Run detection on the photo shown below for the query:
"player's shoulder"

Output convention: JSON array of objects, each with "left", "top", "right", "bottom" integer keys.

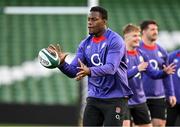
[
  {"left": 172, "top": 49, "right": 180, "bottom": 54},
  {"left": 156, "top": 43, "right": 166, "bottom": 51},
  {"left": 106, "top": 28, "right": 124, "bottom": 45},
  {"left": 137, "top": 48, "right": 145, "bottom": 55},
  {"left": 169, "top": 49, "right": 180, "bottom": 57},
  {"left": 168, "top": 49, "right": 180, "bottom": 62},
  {"left": 79, "top": 34, "right": 93, "bottom": 47},
  {"left": 137, "top": 48, "right": 148, "bottom": 58},
  {"left": 106, "top": 28, "right": 123, "bottom": 39},
  {"left": 139, "top": 41, "right": 144, "bottom": 47},
  {"left": 155, "top": 43, "right": 168, "bottom": 55}
]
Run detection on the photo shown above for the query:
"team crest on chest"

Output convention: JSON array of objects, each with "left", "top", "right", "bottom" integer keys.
[
  {"left": 158, "top": 51, "right": 163, "bottom": 57},
  {"left": 87, "top": 45, "right": 91, "bottom": 49}
]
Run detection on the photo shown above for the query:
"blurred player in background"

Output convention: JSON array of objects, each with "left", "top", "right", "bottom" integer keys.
[
  {"left": 139, "top": 20, "right": 176, "bottom": 127},
  {"left": 122, "top": 24, "right": 175, "bottom": 127},
  {"left": 47, "top": 6, "right": 133, "bottom": 126},
  {"left": 166, "top": 49, "right": 180, "bottom": 126}
]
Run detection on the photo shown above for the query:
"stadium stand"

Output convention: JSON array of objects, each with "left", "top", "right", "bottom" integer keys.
[
  {"left": 0, "top": 0, "right": 86, "bottom": 125},
  {"left": 100, "top": 0, "right": 180, "bottom": 32},
  {"left": 0, "top": 0, "right": 87, "bottom": 106},
  {"left": 0, "top": 14, "right": 83, "bottom": 105}
]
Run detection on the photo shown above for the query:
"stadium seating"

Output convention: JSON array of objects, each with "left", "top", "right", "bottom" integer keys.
[
  {"left": 0, "top": 14, "right": 83, "bottom": 105},
  {"left": 100, "top": 0, "right": 180, "bottom": 32},
  {"left": 0, "top": 73, "right": 79, "bottom": 105}
]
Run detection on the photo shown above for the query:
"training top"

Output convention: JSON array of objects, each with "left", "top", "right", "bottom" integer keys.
[
  {"left": 169, "top": 49, "right": 180, "bottom": 103},
  {"left": 139, "top": 41, "right": 174, "bottom": 99},
  {"left": 127, "top": 49, "right": 167, "bottom": 105},
  {"left": 58, "top": 28, "right": 133, "bottom": 99}
]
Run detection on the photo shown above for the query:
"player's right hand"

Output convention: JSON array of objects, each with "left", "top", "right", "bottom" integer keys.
[
  {"left": 168, "top": 96, "right": 177, "bottom": 107},
  {"left": 75, "top": 58, "right": 90, "bottom": 81},
  {"left": 137, "top": 62, "right": 148, "bottom": 72},
  {"left": 47, "top": 44, "right": 68, "bottom": 65},
  {"left": 163, "top": 63, "right": 176, "bottom": 75}
]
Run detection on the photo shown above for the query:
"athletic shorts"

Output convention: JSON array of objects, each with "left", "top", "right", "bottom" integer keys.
[
  {"left": 166, "top": 103, "right": 180, "bottom": 126},
  {"left": 146, "top": 98, "right": 167, "bottom": 120},
  {"left": 125, "top": 103, "right": 151, "bottom": 125},
  {"left": 83, "top": 97, "right": 128, "bottom": 126}
]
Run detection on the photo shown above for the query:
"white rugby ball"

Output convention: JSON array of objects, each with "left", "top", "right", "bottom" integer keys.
[{"left": 38, "top": 48, "right": 60, "bottom": 69}]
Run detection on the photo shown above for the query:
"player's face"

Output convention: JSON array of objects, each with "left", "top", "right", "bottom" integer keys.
[
  {"left": 88, "top": 11, "right": 106, "bottom": 36},
  {"left": 144, "top": 24, "right": 158, "bottom": 42},
  {"left": 125, "top": 31, "right": 141, "bottom": 49}
]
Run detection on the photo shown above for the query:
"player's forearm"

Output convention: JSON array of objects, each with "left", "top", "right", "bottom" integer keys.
[
  {"left": 163, "top": 75, "right": 175, "bottom": 97},
  {"left": 90, "top": 63, "right": 118, "bottom": 77},
  {"left": 127, "top": 67, "right": 139, "bottom": 79},
  {"left": 58, "top": 62, "right": 77, "bottom": 78}
]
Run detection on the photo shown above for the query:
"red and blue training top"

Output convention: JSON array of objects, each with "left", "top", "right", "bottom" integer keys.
[
  {"left": 169, "top": 49, "right": 180, "bottom": 103},
  {"left": 58, "top": 28, "right": 133, "bottom": 99}
]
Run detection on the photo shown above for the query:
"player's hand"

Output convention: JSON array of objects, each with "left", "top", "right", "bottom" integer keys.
[
  {"left": 163, "top": 63, "right": 176, "bottom": 74},
  {"left": 168, "top": 96, "right": 176, "bottom": 107},
  {"left": 137, "top": 62, "right": 148, "bottom": 72},
  {"left": 75, "top": 58, "right": 90, "bottom": 81},
  {"left": 47, "top": 44, "right": 68, "bottom": 64}
]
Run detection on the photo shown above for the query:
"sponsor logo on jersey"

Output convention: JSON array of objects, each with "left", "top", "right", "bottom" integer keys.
[
  {"left": 149, "top": 59, "right": 159, "bottom": 70},
  {"left": 91, "top": 54, "right": 103, "bottom": 66}
]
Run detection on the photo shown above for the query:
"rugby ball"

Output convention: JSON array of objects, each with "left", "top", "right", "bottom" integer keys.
[{"left": 38, "top": 48, "right": 60, "bottom": 69}]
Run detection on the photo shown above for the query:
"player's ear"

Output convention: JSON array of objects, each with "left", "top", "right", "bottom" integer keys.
[
  {"left": 142, "top": 30, "right": 145, "bottom": 35},
  {"left": 103, "top": 19, "right": 107, "bottom": 24}
]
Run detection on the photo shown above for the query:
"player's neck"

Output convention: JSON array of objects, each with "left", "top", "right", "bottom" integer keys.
[
  {"left": 94, "top": 27, "right": 107, "bottom": 37},
  {"left": 142, "top": 37, "right": 156, "bottom": 46},
  {"left": 126, "top": 45, "right": 136, "bottom": 51}
]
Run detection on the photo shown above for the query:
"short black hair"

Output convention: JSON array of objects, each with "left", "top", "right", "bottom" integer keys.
[
  {"left": 140, "top": 20, "right": 158, "bottom": 31},
  {"left": 90, "top": 6, "right": 108, "bottom": 20}
]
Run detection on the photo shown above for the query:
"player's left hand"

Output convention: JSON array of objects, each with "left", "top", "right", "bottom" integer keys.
[
  {"left": 163, "top": 63, "right": 176, "bottom": 74},
  {"left": 75, "top": 58, "right": 90, "bottom": 81},
  {"left": 168, "top": 96, "right": 177, "bottom": 107}
]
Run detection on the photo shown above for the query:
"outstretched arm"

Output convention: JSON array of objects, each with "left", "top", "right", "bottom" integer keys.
[
  {"left": 47, "top": 44, "right": 84, "bottom": 78},
  {"left": 142, "top": 51, "right": 176, "bottom": 79}
]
